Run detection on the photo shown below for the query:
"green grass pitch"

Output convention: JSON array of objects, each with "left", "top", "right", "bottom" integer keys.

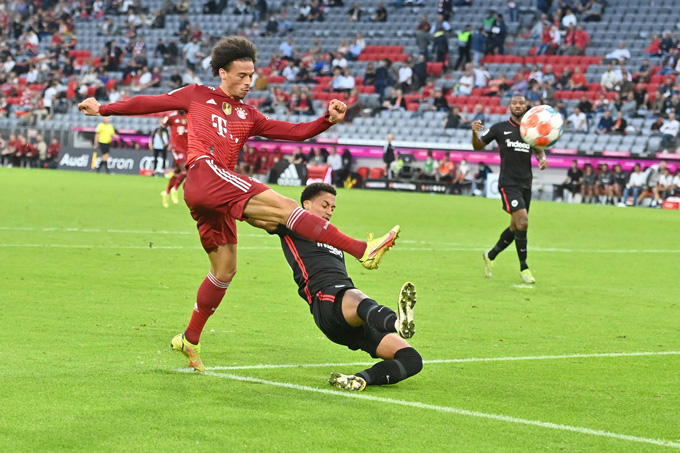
[{"left": 1, "top": 168, "right": 678, "bottom": 451}]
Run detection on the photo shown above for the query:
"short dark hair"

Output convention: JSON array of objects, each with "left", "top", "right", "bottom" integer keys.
[
  {"left": 210, "top": 36, "right": 258, "bottom": 77},
  {"left": 301, "top": 183, "right": 336, "bottom": 204}
]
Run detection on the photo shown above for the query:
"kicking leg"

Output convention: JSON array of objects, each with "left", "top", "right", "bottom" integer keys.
[{"left": 245, "top": 189, "right": 399, "bottom": 269}]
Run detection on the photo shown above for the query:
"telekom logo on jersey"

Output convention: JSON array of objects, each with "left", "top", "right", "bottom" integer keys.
[{"left": 211, "top": 114, "right": 228, "bottom": 138}]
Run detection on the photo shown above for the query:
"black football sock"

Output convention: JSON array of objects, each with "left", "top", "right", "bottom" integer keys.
[
  {"left": 514, "top": 229, "right": 528, "bottom": 271},
  {"left": 356, "top": 298, "right": 398, "bottom": 333},
  {"left": 356, "top": 347, "right": 422, "bottom": 386},
  {"left": 487, "top": 227, "right": 515, "bottom": 261},
  {"left": 104, "top": 161, "right": 110, "bottom": 173}
]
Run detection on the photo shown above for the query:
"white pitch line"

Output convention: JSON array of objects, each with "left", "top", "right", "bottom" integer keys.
[
  {"left": 206, "top": 351, "right": 680, "bottom": 371},
  {"left": 1, "top": 226, "right": 679, "bottom": 253},
  {"left": 173, "top": 369, "right": 680, "bottom": 449}
]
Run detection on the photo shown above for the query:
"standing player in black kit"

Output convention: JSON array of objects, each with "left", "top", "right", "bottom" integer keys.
[
  {"left": 471, "top": 94, "right": 548, "bottom": 284},
  {"left": 249, "top": 183, "right": 421, "bottom": 391}
]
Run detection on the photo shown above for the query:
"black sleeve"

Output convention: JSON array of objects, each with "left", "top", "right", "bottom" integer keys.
[
  {"left": 271, "top": 224, "right": 290, "bottom": 236},
  {"left": 479, "top": 123, "right": 497, "bottom": 145}
]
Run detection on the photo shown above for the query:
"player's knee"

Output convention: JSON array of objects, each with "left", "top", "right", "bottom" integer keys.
[
  {"left": 516, "top": 217, "right": 529, "bottom": 231},
  {"left": 212, "top": 265, "right": 237, "bottom": 282},
  {"left": 394, "top": 347, "right": 423, "bottom": 377}
]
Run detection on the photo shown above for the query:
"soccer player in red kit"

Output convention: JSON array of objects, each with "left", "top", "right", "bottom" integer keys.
[
  {"left": 160, "top": 110, "right": 189, "bottom": 208},
  {"left": 78, "top": 36, "right": 400, "bottom": 372}
]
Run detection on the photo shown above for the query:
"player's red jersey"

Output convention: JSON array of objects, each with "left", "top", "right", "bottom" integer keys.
[
  {"left": 99, "top": 84, "right": 334, "bottom": 169},
  {"left": 161, "top": 111, "right": 189, "bottom": 153}
]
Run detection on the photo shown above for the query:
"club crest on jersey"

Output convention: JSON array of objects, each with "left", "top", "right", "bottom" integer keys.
[
  {"left": 222, "top": 102, "right": 232, "bottom": 116},
  {"left": 235, "top": 107, "right": 247, "bottom": 120}
]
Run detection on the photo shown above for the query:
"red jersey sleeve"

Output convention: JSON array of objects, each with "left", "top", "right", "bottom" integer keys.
[
  {"left": 250, "top": 109, "right": 333, "bottom": 141},
  {"left": 99, "top": 85, "right": 195, "bottom": 116}
]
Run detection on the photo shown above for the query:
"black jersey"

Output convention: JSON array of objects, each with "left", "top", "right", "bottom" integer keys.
[
  {"left": 273, "top": 224, "right": 354, "bottom": 308},
  {"left": 480, "top": 118, "right": 533, "bottom": 189}
]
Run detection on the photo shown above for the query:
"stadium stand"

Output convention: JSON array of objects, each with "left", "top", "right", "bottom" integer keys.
[{"left": 0, "top": 0, "right": 679, "bottom": 162}]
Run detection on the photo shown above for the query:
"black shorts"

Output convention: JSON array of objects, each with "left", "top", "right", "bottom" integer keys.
[
  {"left": 310, "top": 285, "right": 388, "bottom": 359},
  {"left": 499, "top": 186, "right": 532, "bottom": 213},
  {"left": 98, "top": 142, "right": 111, "bottom": 155}
]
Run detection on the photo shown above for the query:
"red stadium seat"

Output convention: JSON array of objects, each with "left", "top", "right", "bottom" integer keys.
[
  {"left": 369, "top": 167, "right": 385, "bottom": 179},
  {"left": 356, "top": 166, "right": 370, "bottom": 181}
]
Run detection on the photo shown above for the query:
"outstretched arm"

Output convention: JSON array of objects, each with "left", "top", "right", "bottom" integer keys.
[{"left": 78, "top": 86, "right": 193, "bottom": 116}]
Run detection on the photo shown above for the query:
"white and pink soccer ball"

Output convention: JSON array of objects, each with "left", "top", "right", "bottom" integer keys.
[{"left": 519, "top": 105, "right": 564, "bottom": 149}]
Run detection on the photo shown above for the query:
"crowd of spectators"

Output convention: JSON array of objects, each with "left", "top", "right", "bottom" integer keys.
[
  {"left": 0, "top": 132, "right": 61, "bottom": 168},
  {"left": 555, "top": 159, "right": 680, "bottom": 208}
]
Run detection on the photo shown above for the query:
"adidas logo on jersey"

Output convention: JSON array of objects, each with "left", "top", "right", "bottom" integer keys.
[
  {"left": 277, "top": 164, "right": 302, "bottom": 186},
  {"left": 206, "top": 99, "right": 217, "bottom": 105}
]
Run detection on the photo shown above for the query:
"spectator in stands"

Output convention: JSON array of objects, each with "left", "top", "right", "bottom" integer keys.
[
  {"left": 398, "top": 57, "right": 414, "bottom": 92},
  {"left": 103, "top": 40, "right": 123, "bottom": 71},
  {"left": 308, "top": 147, "right": 326, "bottom": 166},
  {"left": 294, "top": 90, "right": 317, "bottom": 116},
  {"left": 412, "top": 150, "right": 436, "bottom": 181},
  {"left": 555, "top": 66, "right": 572, "bottom": 90},
  {"left": 582, "top": 0, "right": 603, "bottom": 22},
  {"left": 291, "top": 146, "right": 308, "bottom": 165},
  {"left": 443, "top": 105, "right": 467, "bottom": 130},
  {"left": 605, "top": 42, "right": 631, "bottom": 64},
  {"left": 600, "top": 63, "right": 616, "bottom": 91},
  {"left": 416, "top": 15, "right": 432, "bottom": 59},
  {"left": 348, "top": 2, "right": 363, "bottom": 21},
  {"left": 568, "top": 65, "right": 587, "bottom": 91},
  {"left": 279, "top": 37, "right": 295, "bottom": 59},
  {"left": 430, "top": 13, "right": 451, "bottom": 64},
  {"left": 413, "top": 54, "right": 428, "bottom": 90},
  {"left": 472, "top": 161, "right": 492, "bottom": 196},
  {"left": 537, "top": 21, "right": 560, "bottom": 56},
  {"left": 455, "top": 66, "right": 474, "bottom": 96},
  {"left": 487, "top": 73, "right": 512, "bottom": 96},
  {"left": 578, "top": 163, "right": 596, "bottom": 203},
  {"left": 381, "top": 88, "right": 407, "bottom": 113},
  {"left": 657, "top": 166, "right": 674, "bottom": 201},
  {"left": 662, "top": 94, "right": 680, "bottom": 117},
  {"left": 282, "top": 59, "right": 299, "bottom": 82},
  {"left": 555, "top": 160, "right": 583, "bottom": 202},
  {"left": 436, "top": 152, "right": 455, "bottom": 182},
  {"left": 561, "top": 7, "right": 577, "bottom": 27},
  {"left": 566, "top": 106, "right": 588, "bottom": 133},
  {"left": 470, "top": 28, "right": 488, "bottom": 67},
  {"left": 614, "top": 63, "right": 633, "bottom": 95},
  {"left": 612, "top": 111, "right": 628, "bottom": 135},
  {"left": 388, "top": 152, "right": 404, "bottom": 179},
  {"left": 489, "top": 14, "right": 507, "bottom": 55},
  {"left": 439, "top": 0, "right": 454, "bottom": 20},
  {"left": 473, "top": 63, "right": 490, "bottom": 88},
  {"left": 659, "top": 30, "right": 676, "bottom": 56},
  {"left": 35, "top": 134, "right": 47, "bottom": 168},
  {"left": 363, "top": 63, "right": 376, "bottom": 86},
  {"left": 619, "top": 163, "right": 645, "bottom": 207},
  {"left": 596, "top": 110, "right": 614, "bottom": 134},
  {"left": 336, "top": 68, "right": 357, "bottom": 94},
  {"left": 47, "top": 138, "right": 60, "bottom": 166},
  {"left": 308, "top": 1, "right": 325, "bottom": 22},
  {"left": 347, "top": 33, "right": 366, "bottom": 60},
  {"left": 659, "top": 111, "right": 680, "bottom": 152},
  {"left": 373, "top": 59, "right": 396, "bottom": 102},
  {"left": 650, "top": 115, "right": 665, "bottom": 135},
  {"left": 370, "top": 2, "right": 388, "bottom": 22},
  {"left": 331, "top": 52, "right": 348, "bottom": 70},
  {"left": 632, "top": 59, "right": 652, "bottom": 84},
  {"left": 453, "top": 24, "right": 472, "bottom": 71},
  {"left": 645, "top": 35, "right": 662, "bottom": 58},
  {"left": 431, "top": 88, "right": 450, "bottom": 112},
  {"left": 671, "top": 169, "right": 680, "bottom": 197}
]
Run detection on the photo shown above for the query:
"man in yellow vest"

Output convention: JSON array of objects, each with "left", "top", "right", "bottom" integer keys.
[
  {"left": 93, "top": 117, "right": 118, "bottom": 173},
  {"left": 454, "top": 24, "right": 472, "bottom": 70}
]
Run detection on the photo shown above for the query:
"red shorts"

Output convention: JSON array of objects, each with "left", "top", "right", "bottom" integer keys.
[
  {"left": 183, "top": 157, "right": 270, "bottom": 251},
  {"left": 172, "top": 149, "right": 187, "bottom": 166}
]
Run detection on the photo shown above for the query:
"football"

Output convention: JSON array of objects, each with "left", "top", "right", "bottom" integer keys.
[{"left": 519, "top": 105, "right": 565, "bottom": 149}]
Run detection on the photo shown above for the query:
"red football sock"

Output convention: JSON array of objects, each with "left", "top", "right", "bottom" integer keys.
[
  {"left": 184, "top": 271, "right": 230, "bottom": 345},
  {"left": 286, "top": 207, "right": 366, "bottom": 259},
  {"left": 173, "top": 171, "right": 187, "bottom": 190},
  {"left": 165, "top": 175, "right": 176, "bottom": 194}
]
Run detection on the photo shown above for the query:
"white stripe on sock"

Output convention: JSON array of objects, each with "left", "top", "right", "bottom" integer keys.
[{"left": 207, "top": 271, "right": 231, "bottom": 289}]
